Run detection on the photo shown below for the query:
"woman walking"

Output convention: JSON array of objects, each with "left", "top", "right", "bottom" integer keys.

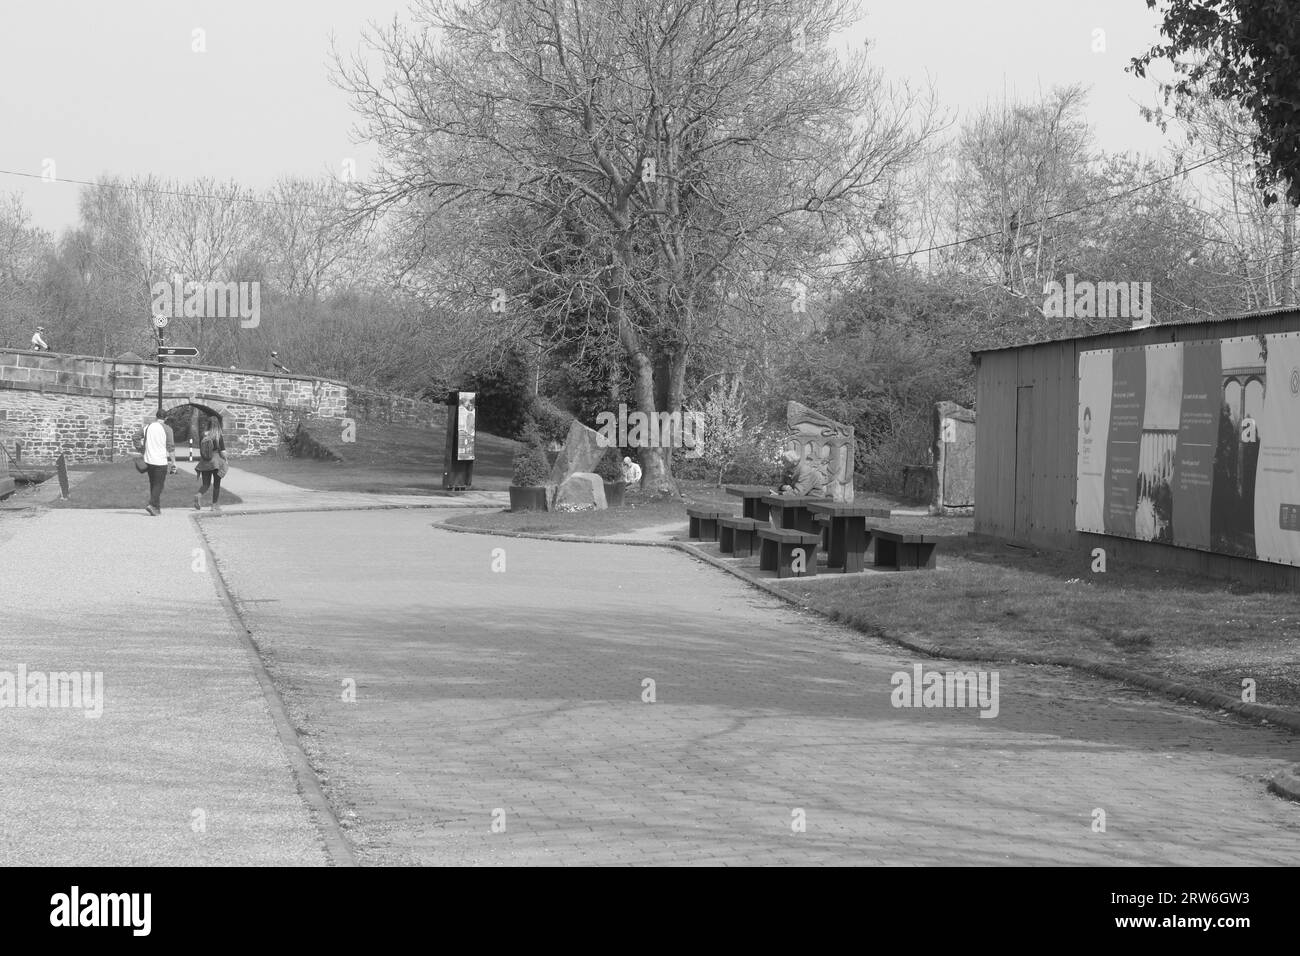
[{"left": 193, "top": 417, "right": 227, "bottom": 513}]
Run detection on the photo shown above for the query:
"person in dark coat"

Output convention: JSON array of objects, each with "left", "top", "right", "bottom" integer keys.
[
  {"left": 193, "top": 417, "right": 227, "bottom": 513},
  {"left": 778, "top": 449, "right": 826, "bottom": 496}
]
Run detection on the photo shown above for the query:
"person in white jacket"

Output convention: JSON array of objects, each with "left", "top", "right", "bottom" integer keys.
[
  {"left": 140, "top": 410, "right": 176, "bottom": 516},
  {"left": 621, "top": 456, "right": 642, "bottom": 485},
  {"left": 30, "top": 326, "right": 49, "bottom": 351}
]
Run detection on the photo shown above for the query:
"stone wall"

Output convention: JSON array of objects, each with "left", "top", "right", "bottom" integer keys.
[
  {"left": 346, "top": 384, "right": 441, "bottom": 428},
  {"left": 0, "top": 387, "right": 116, "bottom": 464},
  {"left": 0, "top": 348, "right": 355, "bottom": 466}
]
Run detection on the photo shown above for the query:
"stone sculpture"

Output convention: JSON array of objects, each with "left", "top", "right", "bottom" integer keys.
[
  {"left": 779, "top": 401, "right": 855, "bottom": 501},
  {"left": 554, "top": 472, "right": 607, "bottom": 511},
  {"left": 932, "top": 401, "right": 975, "bottom": 515},
  {"left": 549, "top": 420, "right": 606, "bottom": 486}
]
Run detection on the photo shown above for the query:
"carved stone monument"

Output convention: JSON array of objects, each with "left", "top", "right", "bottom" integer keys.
[
  {"left": 779, "top": 401, "right": 855, "bottom": 501},
  {"left": 554, "top": 472, "right": 607, "bottom": 511},
  {"left": 933, "top": 400, "right": 975, "bottom": 516},
  {"left": 550, "top": 420, "right": 607, "bottom": 486}
]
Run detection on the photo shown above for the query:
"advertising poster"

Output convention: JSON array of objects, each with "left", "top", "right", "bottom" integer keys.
[
  {"left": 1103, "top": 347, "right": 1145, "bottom": 538},
  {"left": 456, "top": 391, "right": 476, "bottom": 461},
  {"left": 1171, "top": 341, "right": 1220, "bottom": 552},
  {"left": 1076, "top": 333, "right": 1300, "bottom": 566},
  {"left": 1075, "top": 350, "right": 1112, "bottom": 532},
  {"left": 1253, "top": 335, "right": 1300, "bottom": 562}
]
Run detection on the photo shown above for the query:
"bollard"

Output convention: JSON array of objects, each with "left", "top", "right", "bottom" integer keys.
[{"left": 56, "top": 452, "right": 70, "bottom": 500}]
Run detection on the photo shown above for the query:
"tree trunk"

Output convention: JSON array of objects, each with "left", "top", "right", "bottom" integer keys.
[{"left": 629, "top": 348, "right": 675, "bottom": 495}]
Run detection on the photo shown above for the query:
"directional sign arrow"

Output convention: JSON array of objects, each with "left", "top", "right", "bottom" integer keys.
[{"left": 157, "top": 346, "right": 198, "bottom": 357}]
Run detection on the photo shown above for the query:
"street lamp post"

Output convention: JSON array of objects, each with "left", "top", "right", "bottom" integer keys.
[{"left": 156, "top": 328, "right": 165, "bottom": 416}]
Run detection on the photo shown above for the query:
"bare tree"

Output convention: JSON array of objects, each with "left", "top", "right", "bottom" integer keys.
[{"left": 336, "top": 0, "right": 937, "bottom": 492}]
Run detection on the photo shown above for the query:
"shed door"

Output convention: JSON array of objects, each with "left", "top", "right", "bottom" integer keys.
[{"left": 1014, "top": 386, "right": 1034, "bottom": 539}]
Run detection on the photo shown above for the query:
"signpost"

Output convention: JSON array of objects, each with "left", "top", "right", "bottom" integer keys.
[
  {"left": 154, "top": 328, "right": 198, "bottom": 414},
  {"left": 442, "top": 390, "right": 476, "bottom": 490}
]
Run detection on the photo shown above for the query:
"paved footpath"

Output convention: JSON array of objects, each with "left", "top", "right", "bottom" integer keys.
[
  {"left": 0, "top": 507, "right": 329, "bottom": 865},
  {"left": 204, "top": 510, "right": 1300, "bottom": 866},
  {"left": 169, "top": 462, "right": 507, "bottom": 512}
]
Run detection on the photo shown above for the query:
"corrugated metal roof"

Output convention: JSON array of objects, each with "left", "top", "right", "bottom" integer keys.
[{"left": 971, "top": 305, "right": 1300, "bottom": 357}]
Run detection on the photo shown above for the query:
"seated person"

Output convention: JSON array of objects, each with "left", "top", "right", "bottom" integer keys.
[
  {"left": 621, "top": 456, "right": 642, "bottom": 485},
  {"left": 776, "top": 449, "right": 827, "bottom": 497}
]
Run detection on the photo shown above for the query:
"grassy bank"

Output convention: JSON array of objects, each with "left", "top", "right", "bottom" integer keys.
[
  {"left": 234, "top": 420, "right": 516, "bottom": 494},
  {"left": 770, "top": 533, "right": 1300, "bottom": 715},
  {"left": 49, "top": 462, "right": 243, "bottom": 509}
]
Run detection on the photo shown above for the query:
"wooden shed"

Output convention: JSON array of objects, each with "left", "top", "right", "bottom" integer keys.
[{"left": 972, "top": 306, "right": 1300, "bottom": 589}]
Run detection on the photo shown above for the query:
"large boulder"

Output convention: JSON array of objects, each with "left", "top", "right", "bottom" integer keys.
[
  {"left": 549, "top": 420, "right": 607, "bottom": 485},
  {"left": 554, "top": 472, "right": 607, "bottom": 511}
]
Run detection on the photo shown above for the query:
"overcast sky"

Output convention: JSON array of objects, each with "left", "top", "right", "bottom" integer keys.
[{"left": 0, "top": 0, "right": 1175, "bottom": 235}]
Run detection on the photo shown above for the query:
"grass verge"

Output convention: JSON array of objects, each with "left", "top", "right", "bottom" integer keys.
[
  {"left": 444, "top": 482, "right": 914, "bottom": 536},
  {"left": 233, "top": 420, "right": 515, "bottom": 494},
  {"left": 49, "top": 463, "right": 243, "bottom": 509},
  {"left": 769, "top": 533, "right": 1300, "bottom": 715},
  {"left": 445, "top": 492, "right": 689, "bottom": 536}
]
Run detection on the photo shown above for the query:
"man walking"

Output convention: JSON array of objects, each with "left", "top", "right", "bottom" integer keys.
[{"left": 142, "top": 410, "right": 176, "bottom": 516}]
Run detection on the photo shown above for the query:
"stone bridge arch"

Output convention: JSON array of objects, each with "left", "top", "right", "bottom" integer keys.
[{"left": 160, "top": 398, "right": 233, "bottom": 444}]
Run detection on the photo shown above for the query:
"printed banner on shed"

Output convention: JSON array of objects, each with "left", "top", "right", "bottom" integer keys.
[{"left": 1075, "top": 333, "right": 1300, "bottom": 567}]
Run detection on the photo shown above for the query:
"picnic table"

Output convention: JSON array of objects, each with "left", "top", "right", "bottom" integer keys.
[
  {"left": 806, "top": 501, "right": 892, "bottom": 572},
  {"left": 761, "top": 494, "right": 826, "bottom": 537},
  {"left": 725, "top": 484, "right": 773, "bottom": 522}
]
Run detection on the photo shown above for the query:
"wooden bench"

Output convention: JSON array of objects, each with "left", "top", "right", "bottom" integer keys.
[
  {"left": 686, "top": 507, "right": 727, "bottom": 541},
  {"left": 869, "top": 526, "right": 938, "bottom": 570},
  {"left": 757, "top": 527, "right": 821, "bottom": 578},
  {"left": 719, "top": 516, "right": 761, "bottom": 556}
]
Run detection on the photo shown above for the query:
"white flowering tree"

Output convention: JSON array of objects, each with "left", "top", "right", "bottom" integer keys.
[{"left": 700, "top": 378, "right": 753, "bottom": 486}]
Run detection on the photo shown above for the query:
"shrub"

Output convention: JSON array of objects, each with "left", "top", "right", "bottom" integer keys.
[
  {"left": 594, "top": 449, "right": 623, "bottom": 482},
  {"left": 724, "top": 431, "right": 785, "bottom": 485},
  {"left": 699, "top": 379, "right": 763, "bottom": 486},
  {"left": 673, "top": 454, "right": 709, "bottom": 481},
  {"left": 529, "top": 396, "right": 575, "bottom": 445},
  {"left": 511, "top": 441, "right": 551, "bottom": 486}
]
